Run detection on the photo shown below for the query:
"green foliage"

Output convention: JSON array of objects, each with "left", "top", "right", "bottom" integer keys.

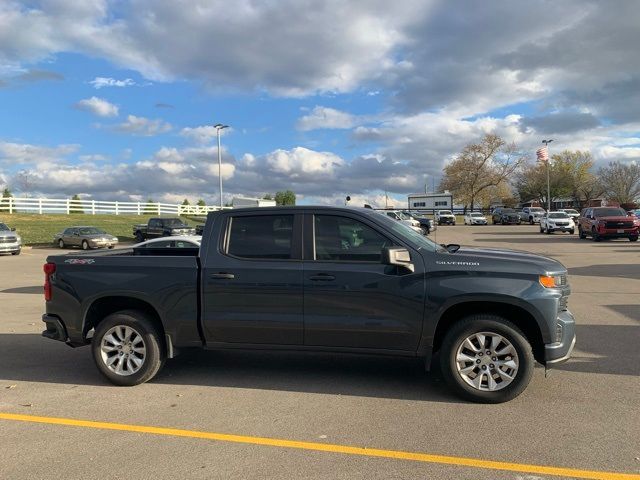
[
  {"left": 275, "top": 190, "right": 296, "bottom": 206},
  {"left": 2, "top": 188, "right": 12, "bottom": 198},
  {"left": 181, "top": 198, "right": 190, "bottom": 206},
  {"left": 263, "top": 193, "right": 273, "bottom": 200},
  {"left": 598, "top": 161, "right": 640, "bottom": 205},
  {"left": 196, "top": 199, "right": 206, "bottom": 207},
  {"left": 69, "top": 194, "right": 84, "bottom": 214},
  {"left": 144, "top": 198, "right": 156, "bottom": 214}
]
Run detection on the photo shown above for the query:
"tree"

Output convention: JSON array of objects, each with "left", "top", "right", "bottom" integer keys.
[
  {"left": 598, "top": 161, "right": 640, "bottom": 205},
  {"left": 196, "top": 199, "right": 206, "bottom": 207},
  {"left": 15, "top": 170, "right": 34, "bottom": 197},
  {"left": 263, "top": 194, "right": 273, "bottom": 200},
  {"left": 2, "top": 187, "right": 12, "bottom": 198},
  {"left": 181, "top": 198, "right": 190, "bottom": 206},
  {"left": 69, "top": 194, "right": 84, "bottom": 214},
  {"left": 144, "top": 198, "right": 156, "bottom": 214},
  {"left": 439, "top": 134, "right": 525, "bottom": 211},
  {"left": 275, "top": 190, "right": 296, "bottom": 206}
]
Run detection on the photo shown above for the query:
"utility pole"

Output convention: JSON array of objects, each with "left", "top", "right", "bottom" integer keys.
[
  {"left": 542, "top": 139, "right": 553, "bottom": 211},
  {"left": 214, "top": 124, "right": 229, "bottom": 208}
]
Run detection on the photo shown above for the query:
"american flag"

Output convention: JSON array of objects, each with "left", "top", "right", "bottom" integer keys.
[{"left": 536, "top": 146, "right": 549, "bottom": 162}]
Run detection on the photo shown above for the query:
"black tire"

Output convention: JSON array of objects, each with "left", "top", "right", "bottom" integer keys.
[
  {"left": 591, "top": 228, "right": 600, "bottom": 242},
  {"left": 546, "top": 227, "right": 552, "bottom": 234},
  {"left": 570, "top": 229, "right": 575, "bottom": 235},
  {"left": 630, "top": 236, "right": 638, "bottom": 242},
  {"left": 439, "top": 315, "right": 534, "bottom": 403},
  {"left": 529, "top": 217, "right": 534, "bottom": 225},
  {"left": 82, "top": 240, "right": 90, "bottom": 250},
  {"left": 58, "top": 239, "right": 65, "bottom": 249},
  {"left": 91, "top": 310, "right": 165, "bottom": 386},
  {"left": 11, "top": 250, "right": 20, "bottom": 255},
  {"left": 135, "top": 231, "right": 145, "bottom": 243},
  {"left": 578, "top": 226, "right": 586, "bottom": 239},
  {"left": 539, "top": 226, "right": 544, "bottom": 233}
]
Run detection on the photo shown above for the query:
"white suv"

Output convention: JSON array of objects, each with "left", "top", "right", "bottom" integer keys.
[
  {"left": 384, "top": 211, "right": 423, "bottom": 233},
  {"left": 435, "top": 210, "right": 456, "bottom": 225},
  {"left": 520, "top": 207, "right": 546, "bottom": 224},
  {"left": 539, "top": 211, "right": 575, "bottom": 234}
]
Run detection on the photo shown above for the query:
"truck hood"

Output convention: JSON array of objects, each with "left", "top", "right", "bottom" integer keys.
[{"left": 438, "top": 246, "right": 566, "bottom": 275}]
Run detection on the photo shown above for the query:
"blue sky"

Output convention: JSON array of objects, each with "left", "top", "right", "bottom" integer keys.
[{"left": 1, "top": 1, "right": 639, "bottom": 207}]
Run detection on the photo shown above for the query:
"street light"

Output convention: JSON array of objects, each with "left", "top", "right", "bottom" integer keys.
[
  {"left": 214, "top": 124, "right": 229, "bottom": 208},
  {"left": 542, "top": 139, "right": 553, "bottom": 212}
]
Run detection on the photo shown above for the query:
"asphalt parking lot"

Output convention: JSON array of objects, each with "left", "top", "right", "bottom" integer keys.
[{"left": 1, "top": 225, "right": 639, "bottom": 480}]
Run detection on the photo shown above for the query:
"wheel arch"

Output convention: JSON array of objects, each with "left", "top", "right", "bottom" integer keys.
[{"left": 429, "top": 300, "right": 545, "bottom": 366}]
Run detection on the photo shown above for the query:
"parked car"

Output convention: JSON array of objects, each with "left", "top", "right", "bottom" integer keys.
[
  {"left": 435, "top": 210, "right": 456, "bottom": 225},
  {"left": 539, "top": 212, "right": 575, "bottom": 234},
  {"left": 519, "top": 207, "right": 545, "bottom": 224},
  {"left": 558, "top": 209, "right": 580, "bottom": 222},
  {"left": 195, "top": 224, "right": 205, "bottom": 235},
  {"left": 0, "top": 222, "right": 22, "bottom": 255},
  {"left": 383, "top": 210, "right": 423, "bottom": 233},
  {"left": 54, "top": 226, "right": 119, "bottom": 250},
  {"left": 42, "top": 206, "right": 575, "bottom": 403},
  {"left": 401, "top": 211, "right": 435, "bottom": 235},
  {"left": 133, "top": 217, "right": 196, "bottom": 243},
  {"left": 578, "top": 207, "right": 639, "bottom": 242},
  {"left": 463, "top": 212, "right": 488, "bottom": 225},
  {"left": 134, "top": 235, "right": 201, "bottom": 249},
  {"left": 492, "top": 207, "right": 521, "bottom": 225},
  {"left": 628, "top": 209, "right": 640, "bottom": 218}
]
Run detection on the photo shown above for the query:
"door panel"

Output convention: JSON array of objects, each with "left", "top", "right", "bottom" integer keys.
[
  {"left": 303, "top": 214, "right": 425, "bottom": 351},
  {"left": 201, "top": 213, "right": 304, "bottom": 345}
]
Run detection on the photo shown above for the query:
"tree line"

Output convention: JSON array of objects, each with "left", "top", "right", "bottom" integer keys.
[{"left": 439, "top": 134, "right": 640, "bottom": 211}]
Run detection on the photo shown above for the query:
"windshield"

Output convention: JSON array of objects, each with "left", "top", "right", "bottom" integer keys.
[
  {"left": 396, "top": 211, "right": 411, "bottom": 220},
  {"left": 164, "top": 218, "right": 188, "bottom": 227},
  {"left": 372, "top": 212, "right": 444, "bottom": 253},
  {"left": 563, "top": 209, "right": 579, "bottom": 214},
  {"left": 594, "top": 208, "right": 627, "bottom": 217},
  {"left": 529, "top": 208, "right": 544, "bottom": 212},
  {"left": 401, "top": 211, "right": 416, "bottom": 219},
  {"left": 78, "top": 227, "right": 107, "bottom": 235},
  {"left": 0, "top": 223, "right": 9, "bottom": 231},
  {"left": 549, "top": 213, "right": 569, "bottom": 219},
  {"left": 469, "top": 213, "right": 483, "bottom": 217},
  {"left": 439, "top": 210, "right": 452, "bottom": 215}
]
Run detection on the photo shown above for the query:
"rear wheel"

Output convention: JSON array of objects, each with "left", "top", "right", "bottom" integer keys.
[
  {"left": 439, "top": 315, "right": 534, "bottom": 403},
  {"left": 135, "top": 232, "right": 144, "bottom": 243},
  {"left": 91, "top": 311, "right": 165, "bottom": 386}
]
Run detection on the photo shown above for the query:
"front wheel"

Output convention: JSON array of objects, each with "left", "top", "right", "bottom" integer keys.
[
  {"left": 82, "top": 240, "right": 90, "bottom": 250},
  {"left": 630, "top": 236, "right": 638, "bottom": 242},
  {"left": 58, "top": 239, "right": 65, "bottom": 249},
  {"left": 439, "top": 315, "right": 534, "bottom": 403},
  {"left": 570, "top": 229, "right": 575, "bottom": 235},
  {"left": 91, "top": 311, "right": 165, "bottom": 386},
  {"left": 529, "top": 217, "right": 534, "bottom": 225},
  {"left": 578, "top": 226, "right": 586, "bottom": 239},
  {"left": 592, "top": 228, "right": 600, "bottom": 242},
  {"left": 11, "top": 250, "right": 20, "bottom": 255},
  {"left": 135, "top": 232, "right": 145, "bottom": 243}
]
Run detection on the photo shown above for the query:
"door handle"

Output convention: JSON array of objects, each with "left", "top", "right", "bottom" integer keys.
[
  {"left": 309, "top": 274, "right": 335, "bottom": 281},
  {"left": 210, "top": 273, "right": 235, "bottom": 280}
]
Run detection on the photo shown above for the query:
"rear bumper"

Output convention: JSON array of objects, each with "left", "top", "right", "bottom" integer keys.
[
  {"left": 544, "top": 310, "right": 576, "bottom": 365},
  {"left": 42, "top": 314, "right": 69, "bottom": 342}
]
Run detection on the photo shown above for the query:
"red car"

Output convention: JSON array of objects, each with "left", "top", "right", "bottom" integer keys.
[{"left": 578, "top": 207, "right": 639, "bottom": 242}]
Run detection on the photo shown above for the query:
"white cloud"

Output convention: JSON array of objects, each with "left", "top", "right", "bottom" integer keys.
[
  {"left": 264, "top": 147, "right": 345, "bottom": 176},
  {"left": 113, "top": 115, "right": 172, "bottom": 136},
  {"left": 0, "top": 142, "right": 79, "bottom": 165},
  {"left": 296, "top": 106, "right": 357, "bottom": 131},
  {"left": 74, "top": 96, "right": 119, "bottom": 117},
  {"left": 180, "top": 125, "right": 220, "bottom": 144},
  {"left": 89, "top": 77, "right": 136, "bottom": 89}
]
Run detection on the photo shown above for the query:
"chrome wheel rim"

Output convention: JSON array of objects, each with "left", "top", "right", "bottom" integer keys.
[
  {"left": 100, "top": 325, "right": 146, "bottom": 376},
  {"left": 455, "top": 331, "right": 519, "bottom": 391}
]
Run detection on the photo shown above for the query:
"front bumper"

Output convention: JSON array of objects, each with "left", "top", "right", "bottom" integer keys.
[
  {"left": 544, "top": 310, "right": 576, "bottom": 365},
  {"left": 0, "top": 242, "right": 21, "bottom": 253},
  {"left": 438, "top": 218, "right": 455, "bottom": 224},
  {"left": 471, "top": 220, "right": 487, "bottom": 225},
  {"left": 597, "top": 228, "right": 638, "bottom": 238},
  {"left": 90, "top": 240, "right": 119, "bottom": 248}
]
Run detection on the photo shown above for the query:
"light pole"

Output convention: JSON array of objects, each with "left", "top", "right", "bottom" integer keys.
[
  {"left": 542, "top": 139, "right": 553, "bottom": 211},
  {"left": 214, "top": 124, "right": 229, "bottom": 208}
]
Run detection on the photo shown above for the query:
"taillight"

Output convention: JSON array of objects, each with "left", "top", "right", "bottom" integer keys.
[{"left": 43, "top": 262, "right": 56, "bottom": 301}]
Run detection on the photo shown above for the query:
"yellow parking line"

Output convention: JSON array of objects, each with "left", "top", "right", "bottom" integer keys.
[{"left": 1, "top": 412, "right": 638, "bottom": 480}]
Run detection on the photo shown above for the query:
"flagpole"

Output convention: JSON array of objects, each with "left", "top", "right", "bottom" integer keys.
[{"left": 542, "top": 139, "right": 553, "bottom": 211}]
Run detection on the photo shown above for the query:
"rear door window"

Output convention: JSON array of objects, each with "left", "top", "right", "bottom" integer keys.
[{"left": 227, "top": 215, "right": 294, "bottom": 259}]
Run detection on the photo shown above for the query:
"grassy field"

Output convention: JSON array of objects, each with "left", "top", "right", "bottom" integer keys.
[{"left": 0, "top": 214, "right": 203, "bottom": 245}]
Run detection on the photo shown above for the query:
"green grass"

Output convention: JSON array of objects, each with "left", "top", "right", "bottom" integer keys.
[{"left": 0, "top": 214, "right": 203, "bottom": 245}]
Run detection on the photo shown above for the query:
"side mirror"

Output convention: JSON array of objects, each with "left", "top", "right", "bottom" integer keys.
[
  {"left": 10, "top": 227, "right": 16, "bottom": 231},
  {"left": 382, "top": 246, "right": 414, "bottom": 273},
  {"left": 444, "top": 243, "right": 460, "bottom": 253}
]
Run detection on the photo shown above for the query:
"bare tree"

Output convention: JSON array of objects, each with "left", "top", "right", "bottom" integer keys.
[
  {"left": 440, "top": 134, "right": 526, "bottom": 211},
  {"left": 598, "top": 161, "right": 640, "bottom": 206},
  {"left": 15, "top": 170, "right": 34, "bottom": 197}
]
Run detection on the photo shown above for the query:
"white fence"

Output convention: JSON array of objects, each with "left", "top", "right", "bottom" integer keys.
[{"left": 0, "top": 197, "right": 229, "bottom": 216}]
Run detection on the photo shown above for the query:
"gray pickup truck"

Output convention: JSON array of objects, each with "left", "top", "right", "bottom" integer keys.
[
  {"left": 132, "top": 217, "right": 195, "bottom": 243},
  {"left": 42, "top": 206, "right": 575, "bottom": 403}
]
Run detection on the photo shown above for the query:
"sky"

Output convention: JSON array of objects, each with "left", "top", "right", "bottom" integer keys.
[{"left": 1, "top": 0, "right": 639, "bottom": 207}]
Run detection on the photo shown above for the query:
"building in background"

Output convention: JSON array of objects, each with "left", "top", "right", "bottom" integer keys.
[
  {"left": 407, "top": 191, "right": 453, "bottom": 210},
  {"left": 232, "top": 197, "right": 277, "bottom": 208}
]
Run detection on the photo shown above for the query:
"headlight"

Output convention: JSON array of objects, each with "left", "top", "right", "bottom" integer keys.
[{"left": 539, "top": 274, "right": 567, "bottom": 288}]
